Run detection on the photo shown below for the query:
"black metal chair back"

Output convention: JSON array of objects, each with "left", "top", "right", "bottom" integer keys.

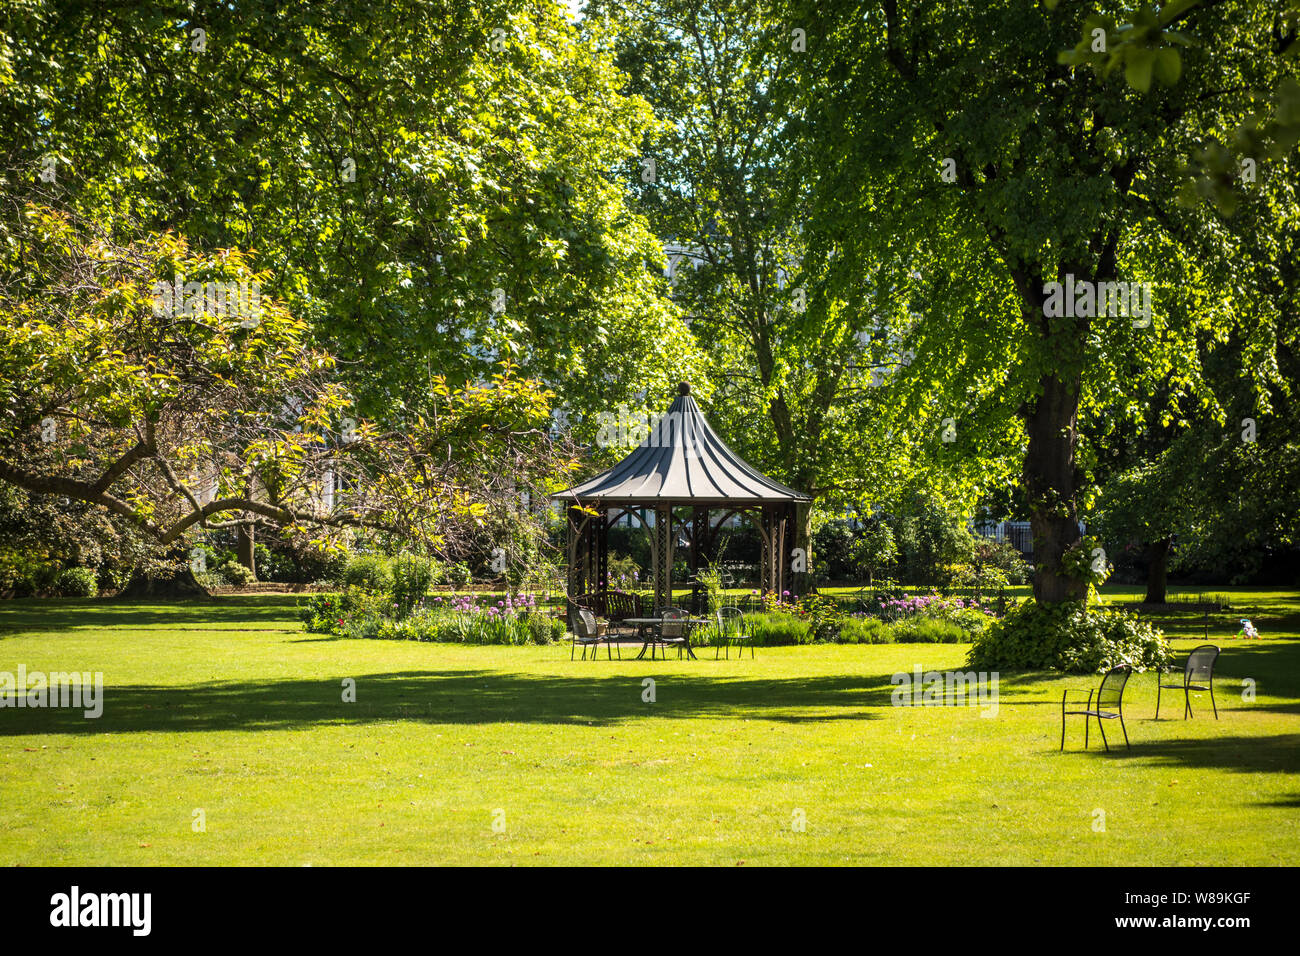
[
  {"left": 658, "top": 607, "right": 688, "bottom": 640},
  {"left": 1185, "top": 644, "right": 1220, "bottom": 685},
  {"left": 1096, "top": 664, "right": 1131, "bottom": 714},
  {"left": 718, "top": 606, "right": 744, "bottom": 639},
  {"left": 1061, "top": 664, "right": 1133, "bottom": 751},
  {"left": 576, "top": 608, "right": 598, "bottom": 639}
]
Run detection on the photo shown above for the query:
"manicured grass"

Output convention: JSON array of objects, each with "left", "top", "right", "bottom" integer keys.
[{"left": 0, "top": 589, "right": 1297, "bottom": 865}]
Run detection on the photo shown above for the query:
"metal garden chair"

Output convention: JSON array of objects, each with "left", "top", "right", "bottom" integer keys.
[
  {"left": 571, "top": 607, "right": 613, "bottom": 661},
  {"left": 1156, "top": 644, "right": 1220, "bottom": 719},
  {"left": 715, "top": 606, "right": 756, "bottom": 659},
  {"left": 1060, "top": 664, "right": 1132, "bottom": 752},
  {"left": 653, "top": 607, "right": 690, "bottom": 660}
]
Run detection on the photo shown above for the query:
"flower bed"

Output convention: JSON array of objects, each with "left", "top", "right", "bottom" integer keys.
[
  {"left": 300, "top": 589, "right": 564, "bottom": 645},
  {"left": 728, "top": 588, "right": 996, "bottom": 646}
]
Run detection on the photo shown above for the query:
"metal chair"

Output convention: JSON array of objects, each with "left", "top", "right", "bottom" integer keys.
[
  {"left": 715, "top": 606, "right": 755, "bottom": 659},
  {"left": 1156, "top": 644, "right": 1220, "bottom": 719},
  {"left": 1060, "top": 664, "right": 1132, "bottom": 752},
  {"left": 571, "top": 607, "right": 612, "bottom": 661},
  {"left": 653, "top": 608, "right": 689, "bottom": 660}
]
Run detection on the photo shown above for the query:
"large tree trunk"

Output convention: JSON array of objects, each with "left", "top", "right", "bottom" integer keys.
[
  {"left": 794, "top": 501, "right": 813, "bottom": 594},
  {"left": 1023, "top": 371, "right": 1087, "bottom": 604},
  {"left": 1144, "top": 536, "right": 1171, "bottom": 604},
  {"left": 237, "top": 522, "right": 256, "bottom": 578}
]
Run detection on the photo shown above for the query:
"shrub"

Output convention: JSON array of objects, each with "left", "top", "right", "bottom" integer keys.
[
  {"left": 945, "top": 608, "right": 995, "bottom": 638},
  {"left": 390, "top": 553, "right": 437, "bottom": 617},
  {"left": 747, "top": 611, "right": 812, "bottom": 645},
  {"left": 889, "top": 616, "right": 967, "bottom": 644},
  {"left": 866, "top": 590, "right": 996, "bottom": 639},
  {"left": 55, "top": 566, "right": 98, "bottom": 598},
  {"left": 525, "top": 613, "right": 565, "bottom": 645},
  {"left": 838, "top": 616, "right": 892, "bottom": 644},
  {"left": 305, "top": 589, "right": 559, "bottom": 645},
  {"left": 343, "top": 554, "right": 393, "bottom": 593},
  {"left": 0, "top": 556, "right": 60, "bottom": 597},
  {"left": 253, "top": 542, "right": 278, "bottom": 581},
  {"left": 796, "top": 592, "right": 843, "bottom": 642},
  {"left": 258, "top": 541, "right": 347, "bottom": 584},
  {"left": 444, "top": 561, "right": 472, "bottom": 589},
  {"left": 217, "top": 559, "right": 255, "bottom": 586},
  {"left": 96, "top": 563, "right": 132, "bottom": 594},
  {"left": 301, "top": 591, "right": 353, "bottom": 634},
  {"left": 967, "top": 600, "right": 1169, "bottom": 674},
  {"left": 194, "top": 570, "right": 224, "bottom": 593}
]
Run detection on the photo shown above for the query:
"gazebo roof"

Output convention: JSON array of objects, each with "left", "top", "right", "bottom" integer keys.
[{"left": 555, "top": 383, "right": 810, "bottom": 507}]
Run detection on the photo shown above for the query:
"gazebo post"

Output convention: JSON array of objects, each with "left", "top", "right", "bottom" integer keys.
[
  {"left": 653, "top": 504, "right": 673, "bottom": 611},
  {"left": 595, "top": 507, "right": 608, "bottom": 593},
  {"left": 781, "top": 502, "right": 796, "bottom": 598},
  {"left": 690, "top": 505, "right": 709, "bottom": 614},
  {"left": 566, "top": 505, "right": 586, "bottom": 627},
  {"left": 760, "top": 505, "right": 775, "bottom": 596},
  {"left": 760, "top": 503, "right": 795, "bottom": 600}
]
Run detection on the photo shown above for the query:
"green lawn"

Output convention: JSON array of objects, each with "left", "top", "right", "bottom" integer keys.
[{"left": 1, "top": 588, "right": 1297, "bottom": 865}]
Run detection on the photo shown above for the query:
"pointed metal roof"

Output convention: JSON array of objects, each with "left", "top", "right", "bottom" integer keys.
[{"left": 555, "top": 383, "right": 810, "bottom": 506}]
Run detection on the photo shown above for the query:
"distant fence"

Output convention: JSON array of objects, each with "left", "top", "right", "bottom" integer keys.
[{"left": 973, "top": 520, "right": 1034, "bottom": 555}]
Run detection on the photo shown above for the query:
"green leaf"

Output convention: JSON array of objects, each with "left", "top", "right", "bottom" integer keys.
[
  {"left": 1154, "top": 47, "right": 1182, "bottom": 86},
  {"left": 1126, "top": 48, "right": 1155, "bottom": 92}
]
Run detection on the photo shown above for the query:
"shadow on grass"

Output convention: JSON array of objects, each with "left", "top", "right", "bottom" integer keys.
[
  {"left": 0, "top": 596, "right": 301, "bottom": 634},
  {"left": 1109, "top": 733, "right": 1300, "bottom": 805},
  {"left": 0, "top": 670, "right": 911, "bottom": 734}
]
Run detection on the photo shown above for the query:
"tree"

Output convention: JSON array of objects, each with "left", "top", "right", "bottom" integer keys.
[
  {"left": 850, "top": 520, "right": 896, "bottom": 585},
  {"left": 1052, "top": 0, "right": 1300, "bottom": 214},
  {"left": 1094, "top": 458, "right": 1183, "bottom": 603},
  {"left": 1095, "top": 397, "right": 1300, "bottom": 599},
  {"left": 0, "top": 204, "right": 576, "bottom": 589},
  {"left": 1, "top": 0, "right": 703, "bottom": 434},
  {"left": 789, "top": 0, "right": 1293, "bottom": 603},
  {"left": 590, "top": 0, "right": 1003, "bottom": 569}
]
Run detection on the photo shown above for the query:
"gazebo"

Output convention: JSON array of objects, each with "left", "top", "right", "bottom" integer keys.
[{"left": 553, "top": 383, "right": 811, "bottom": 614}]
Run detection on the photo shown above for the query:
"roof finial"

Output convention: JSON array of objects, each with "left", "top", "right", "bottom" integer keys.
[{"left": 678, "top": 381, "right": 691, "bottom": 396}]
